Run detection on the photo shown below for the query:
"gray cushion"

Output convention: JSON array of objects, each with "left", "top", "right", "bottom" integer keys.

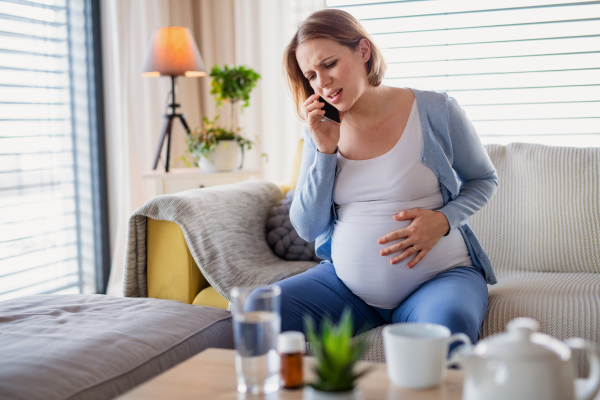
[
  {"left": 0, "top": 294, "right": 233, "bottom": 400},
  {"left": 266, "top": 189, "right": 320, "bottom": 262}
]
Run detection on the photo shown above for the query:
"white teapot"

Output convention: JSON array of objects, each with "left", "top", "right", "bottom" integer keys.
[{"left": 450, "top": 317, "right": 600, "bottom": 400}]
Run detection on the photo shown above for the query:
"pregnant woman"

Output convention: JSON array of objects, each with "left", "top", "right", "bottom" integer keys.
[{"left": 276, "top": 9, "right": 498, "bottom": 345}]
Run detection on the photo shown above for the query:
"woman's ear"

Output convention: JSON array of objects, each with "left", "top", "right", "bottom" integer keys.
[{"left": 359, "top": 38, "right": 371, "bottom": 63}]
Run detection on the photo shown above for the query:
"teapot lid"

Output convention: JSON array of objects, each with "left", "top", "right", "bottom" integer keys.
[{"left": 474, "top": 318, "right": 570, "bottom": 362}]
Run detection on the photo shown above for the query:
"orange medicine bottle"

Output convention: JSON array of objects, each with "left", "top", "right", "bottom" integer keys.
[{"left": 277, "top": 331, "right": 305, "bottom": 389}]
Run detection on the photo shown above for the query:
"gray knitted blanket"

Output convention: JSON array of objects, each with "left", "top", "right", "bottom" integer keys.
[{"left": 123, "top": 181, "right": 317, "bottom": 301}]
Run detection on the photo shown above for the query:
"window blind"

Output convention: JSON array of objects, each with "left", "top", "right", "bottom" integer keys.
[
  {"left": 0, "top": 0, "right": 104, "bottom": 300},
  {"left": 327, "top": 0, "right": 600, "bottom": 147}
]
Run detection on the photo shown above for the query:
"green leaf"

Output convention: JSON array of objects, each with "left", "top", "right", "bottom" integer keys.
[
  {"left": 209, "top": 64, "right": 261, "bottom": 106},
  {"left": 303, "top": 308, "right": 368, "bottom": 393},
  {"left": 184, "top": 114, "right": 254, "bottom": 158}
]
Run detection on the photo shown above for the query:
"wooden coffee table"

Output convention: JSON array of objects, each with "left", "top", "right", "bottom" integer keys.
[{"left": 117, "top": 348, "right": 464, "bottom": 399}]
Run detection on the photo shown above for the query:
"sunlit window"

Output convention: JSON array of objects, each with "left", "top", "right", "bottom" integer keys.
[
  {"left": 328, "top": 0, "right": 600, "bottom": 147},
  {"left": 0, "top": 0, "right": 104, "bottom": 300}
]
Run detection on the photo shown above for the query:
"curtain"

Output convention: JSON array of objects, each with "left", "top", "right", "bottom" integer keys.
[
  {"left": 103, "top": 0, "right": 324, "bottom": 296},
  {"left": 233, "top": 0, "right": 326, "bottom": 182},
  {"left": 103, "top": 0, "right": 206, "bottom": 296}
]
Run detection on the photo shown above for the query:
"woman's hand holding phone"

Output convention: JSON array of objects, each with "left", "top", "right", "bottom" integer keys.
[{"left": 303, "top": 93, "right": 343, "bottom": 154}]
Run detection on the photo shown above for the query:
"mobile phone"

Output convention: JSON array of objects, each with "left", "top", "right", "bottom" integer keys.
[{"left": 318, "top": 96, "right": 341, "bottom": 124}]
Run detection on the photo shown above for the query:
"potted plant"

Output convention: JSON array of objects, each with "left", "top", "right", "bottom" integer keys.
[
  {"left": 303, "top": 309, "right": 370, "bottom": 400},
  {"left": 184, "top": 115, "right": 253, "bottom": 172},
  {"left": 184, "top": 64, "right": 261, "bottom": 172}
]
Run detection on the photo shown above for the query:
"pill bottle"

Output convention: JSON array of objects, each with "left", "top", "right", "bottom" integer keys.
[{"left": 277, "top": 331, "right": 305, "bottom": 389}]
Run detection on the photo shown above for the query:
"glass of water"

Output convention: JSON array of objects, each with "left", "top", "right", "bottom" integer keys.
[{"left": 231, "top": 285, "right": 282, "bottom": 395}]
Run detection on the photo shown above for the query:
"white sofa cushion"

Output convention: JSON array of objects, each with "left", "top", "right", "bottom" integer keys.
[{"left": 471, "top": 143, "right": 600, "bottom": 275}]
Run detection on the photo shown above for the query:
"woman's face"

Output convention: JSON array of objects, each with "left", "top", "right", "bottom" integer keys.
[{"left": 295, "top": 38, "right": 370, "bottom": 112}]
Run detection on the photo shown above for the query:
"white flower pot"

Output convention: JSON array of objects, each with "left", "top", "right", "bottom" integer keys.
[
  {"left": 303, "top": 386, "right": 364, "bottom": 400},
  {"left": 198, "top": 140, "right": 242, "bottom": 172}
]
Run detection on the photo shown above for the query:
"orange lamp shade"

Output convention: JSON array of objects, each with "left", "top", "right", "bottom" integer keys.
[{"left": 142, "top": 27, "right": 207, "bottom": 77}]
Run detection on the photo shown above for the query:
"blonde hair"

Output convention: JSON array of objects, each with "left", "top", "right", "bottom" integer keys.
[{"left": 282, "top": 9, "right": 387, "bottom": 121}]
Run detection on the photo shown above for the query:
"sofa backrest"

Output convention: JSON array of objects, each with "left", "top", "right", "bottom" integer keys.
[{"left": 470, "top": 143, "right": 600, "bottom": 277}]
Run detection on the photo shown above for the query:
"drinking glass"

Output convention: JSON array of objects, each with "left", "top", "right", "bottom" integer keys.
[{"left": 231, "top": 285, "right": 282, "bottom": 395}]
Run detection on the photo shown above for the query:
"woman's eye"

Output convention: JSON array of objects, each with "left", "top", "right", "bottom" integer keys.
[{"left": 307, "top": 62, "right": 336, "bottom": 80}]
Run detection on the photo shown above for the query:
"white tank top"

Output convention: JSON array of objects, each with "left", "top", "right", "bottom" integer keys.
[{"left": 331, "top": 99, "right": 473, "bottom": 309}]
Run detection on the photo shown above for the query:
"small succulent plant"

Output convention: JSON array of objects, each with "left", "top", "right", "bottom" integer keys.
[{"left": 304, "top": 309, "right": 370, "bottom": 392}]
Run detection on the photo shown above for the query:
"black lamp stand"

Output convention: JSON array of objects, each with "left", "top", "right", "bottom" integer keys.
[{"left": 153, "top": 75, "right": 191, "bottom": 172}]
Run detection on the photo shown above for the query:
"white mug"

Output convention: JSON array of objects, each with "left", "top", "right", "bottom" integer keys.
[{"left": 383, "top": 323, "right": 471, "bottom": 389}]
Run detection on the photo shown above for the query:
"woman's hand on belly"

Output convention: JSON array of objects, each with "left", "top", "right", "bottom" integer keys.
[{"left": 377, "top": 208, "right": 450, "bottom": 269}]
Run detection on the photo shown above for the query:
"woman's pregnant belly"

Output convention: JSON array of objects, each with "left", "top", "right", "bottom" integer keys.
[{"left": 331, "top": 200, "right": 473, "bottom": 309}]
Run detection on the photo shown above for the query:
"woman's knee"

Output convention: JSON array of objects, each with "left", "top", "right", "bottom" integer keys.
[
  {"left": 269, "top": 263, "right": 339, "bottom": 332},
  {"left": 396, "top": 267, "right": 489, "bottom": 343},
  {"left": 244, "top": 282, "right": 308, "bottom": 332},
  {"left": 417, "top": 304, "right": 483, "bottom": 344}
]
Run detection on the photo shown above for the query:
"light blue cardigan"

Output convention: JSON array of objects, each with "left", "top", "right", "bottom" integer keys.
[{"left": 289, "top": 88, "right": 499, "bottom": 285}]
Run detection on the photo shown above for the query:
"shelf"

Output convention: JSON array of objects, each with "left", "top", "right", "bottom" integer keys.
[{"left": 142, "top": 168, "right": 262, "bottom": 180}]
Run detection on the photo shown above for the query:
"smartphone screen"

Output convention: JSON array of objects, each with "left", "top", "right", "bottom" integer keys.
[{"left": 318, "top": 96, "right": 341, "bottom": 124}]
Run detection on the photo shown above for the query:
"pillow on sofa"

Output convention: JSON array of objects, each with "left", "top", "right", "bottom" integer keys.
[{"left": 266, "top": 189, "right": 321, "bottom": 262}]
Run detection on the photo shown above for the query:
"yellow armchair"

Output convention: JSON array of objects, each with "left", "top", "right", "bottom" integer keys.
[{"left": 147, "top": 139, "right": 305, "bottom": 309}]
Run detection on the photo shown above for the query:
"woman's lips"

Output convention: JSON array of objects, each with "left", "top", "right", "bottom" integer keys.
[{"left": 328, "top": 88, "right": 342, "bottom": 104}]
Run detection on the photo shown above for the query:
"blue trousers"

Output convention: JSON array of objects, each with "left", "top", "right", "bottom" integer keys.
[{"left": 274, "top": 262, "right": 488, "bottom": 346}]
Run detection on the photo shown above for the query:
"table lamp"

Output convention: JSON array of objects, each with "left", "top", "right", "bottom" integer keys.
[{"left": 142, "top": 26, "right": 207, "bottom": 172}]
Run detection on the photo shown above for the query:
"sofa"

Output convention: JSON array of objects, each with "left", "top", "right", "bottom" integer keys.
[
  {"left": 143, "top": 141, "right": 600, "bottom": 377},
  {"left": 0, "top": 294, "right": 233, "bottom": 400}
]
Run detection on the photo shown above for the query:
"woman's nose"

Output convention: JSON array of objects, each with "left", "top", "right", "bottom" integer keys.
[{"left": 316, "top": 73, "right": 330, "bottom": 90}]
